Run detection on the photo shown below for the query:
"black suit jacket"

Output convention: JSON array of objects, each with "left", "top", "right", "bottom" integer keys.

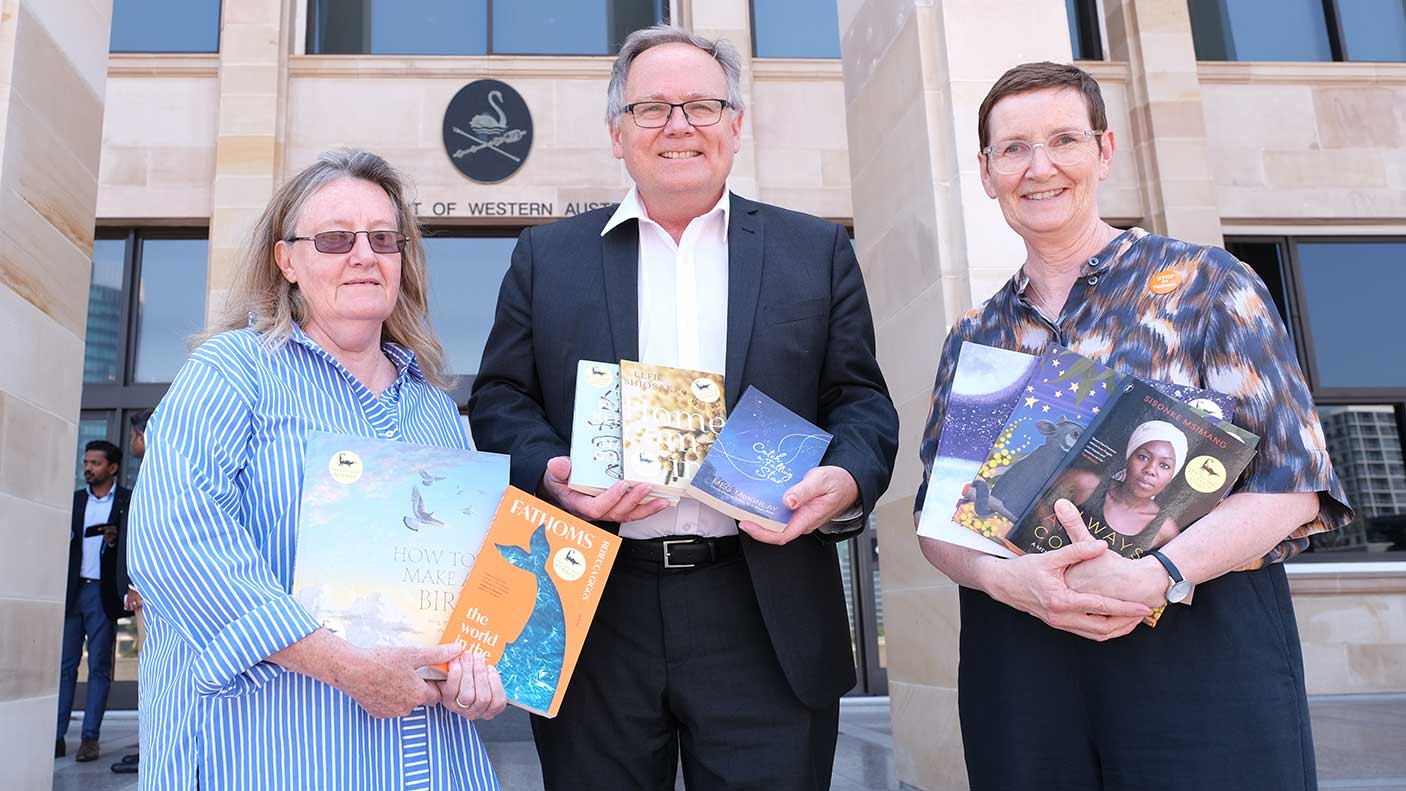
[
  {"left": 67, "top": 486, "right": 132, "bottom": 623},
  {"left": 468, "top": 194, "right": 899, "bottom": 707}
]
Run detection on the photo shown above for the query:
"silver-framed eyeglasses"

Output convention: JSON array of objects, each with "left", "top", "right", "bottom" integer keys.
[
  {"left": 286, "top": 230, "right": 408, "bottom": 254},
  {"left": 622, "top": 99, "right": 731, "bottom": 129},
  {"left": 981, "top": 130, "right": 1105, "bottom": 175}
]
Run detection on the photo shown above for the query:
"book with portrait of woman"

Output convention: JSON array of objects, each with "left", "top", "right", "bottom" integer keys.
[{"left": 1007, "top": 378, "right": 1260, "bottom": 561}]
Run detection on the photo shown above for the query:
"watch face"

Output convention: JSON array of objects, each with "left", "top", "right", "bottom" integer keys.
[{"left": 1167, "top": 579, "right": 1192, "bottom": 604}]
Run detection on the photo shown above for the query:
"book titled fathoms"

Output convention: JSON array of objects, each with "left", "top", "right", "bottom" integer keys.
[
  {"left": 568, "top": 360, "right": 622, "bottom": 496},
  {"left": 291, "top": 431, "right": 509, "bottom": 680},
  {"left": 685, "top": 386, "right": 833, "bottom": 531},
  {"left": 619, "top": 360, "right": 727, "bottom": 499},
  {"left": 438, "top": 486, "right": 619, "bottom": 718}
]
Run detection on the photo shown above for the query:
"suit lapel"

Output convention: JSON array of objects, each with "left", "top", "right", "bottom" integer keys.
[
  {"left": 725, "top": 195, "right": 763, "bottom": 412},
  {"left": 601, "top": 221, "right": 640, "bottom": 362}
]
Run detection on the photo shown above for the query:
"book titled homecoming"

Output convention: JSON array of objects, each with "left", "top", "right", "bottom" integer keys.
[
  {"left": 568, "top": 360, "right": 623, "bottom": 496},
  {"left": 619, "top": 361, "right": 726, "bottom": 499},
  {"left": 291, "top": 431, "right": 509, "bottom": 679},
  {"left": 685, "top": 386, "right": 833, "bottom": 531},
  {"left": 438, "top": 486, "right": 619, "bottom": 717}
]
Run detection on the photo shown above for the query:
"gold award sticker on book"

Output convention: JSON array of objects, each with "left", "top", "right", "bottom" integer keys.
[
  {"left": 1184, "top": 455, "right": 1226, "bottom": 493},
  {"left": 690, "top": 377, "right": 720, "bottom": 404},
  {"left": 552, "top": 547, "right": 586, "bottom": 582},
  {"left": 584, "top": 363, "right": 613, "bottom": 389},
  {"left": 328, "top": 450, "right": 364, "bottom": 484}
]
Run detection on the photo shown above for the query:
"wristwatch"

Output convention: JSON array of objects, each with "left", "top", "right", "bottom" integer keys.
[
  {"left": 818, "top": 503, "right": 865, "bottom": 535},
  {"left": 1150, "top": 550, "right": 1192, "bottom": 604}
]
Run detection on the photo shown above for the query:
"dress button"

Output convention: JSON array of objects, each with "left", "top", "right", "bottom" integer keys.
[
  {"left": 1087, "top": 276, "right": 1099, "bottom": 286},
  {"left": 1088, "top": 257, "right": 1101, "bottom": 268}
]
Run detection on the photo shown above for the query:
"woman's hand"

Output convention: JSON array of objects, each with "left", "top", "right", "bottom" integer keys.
[
  {"left": 435, "top": 653, "right": 508, "bottom": 721},
  {"left": 1054, "top": 499, "right": 1169, "bottom": 610},
  {"left": 341, "top": 644, "right": 463, "bottom": 719},
  {"left": 987, "top": 539, "right": 1151, "bottom": 641}
]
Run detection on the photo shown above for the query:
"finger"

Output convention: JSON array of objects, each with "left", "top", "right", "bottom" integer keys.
[
  {"left": 619, "top": 497, "right": 674, "bottom": 522},
  {"left": 1054, "top": 499, "right": 1096, "bottom": 543},
  {"left": 470, "top": 655, "right": 494, "bottom": 717},
  {"left": 544, "top": 456, "right": 572, "bottom": 484},
  {"left": 738, "top": 520, "right": 803, "bottom": 546},
  {"left": 600, "top": 484, "right": 658, "bottom": 522},
  {"left": 442, "top": 654, "right": 466, "bottom": 707},
  {"left": 782, "top": 468, "right": 830, "bottom": 510},
  {"left": 486, "top": 665, "right": 507, "bottom": 719},
  {"left": 1062, "top": 591, "right": 1152, "bottom": 619},
  {"left": 404, "top": 642, "right": 465, "bottom": 670},
  {"left": 1039, "top": 538, "right": 1108, "bottom": 568}
]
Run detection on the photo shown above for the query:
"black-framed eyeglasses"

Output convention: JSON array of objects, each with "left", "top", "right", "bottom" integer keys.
[
  {"left": 622, "top": 99, "right": 731, "bottom": 129},
  {"left": 286, "top": 230, "right": 408, "bottom": 254}
]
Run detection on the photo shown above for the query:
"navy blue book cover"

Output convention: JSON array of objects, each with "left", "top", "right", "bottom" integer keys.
[{"left": 685, "top": 387, "right": 833, "bottom": 530}]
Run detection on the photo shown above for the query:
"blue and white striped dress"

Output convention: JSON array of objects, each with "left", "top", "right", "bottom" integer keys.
[{"left": 128, "top": 325, "right": 500, "bottom": 791}]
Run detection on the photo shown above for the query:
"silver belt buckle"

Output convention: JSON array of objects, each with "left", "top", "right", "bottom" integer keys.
[{"left": 662, "top": 538, "right": 696, "bottom": 569}]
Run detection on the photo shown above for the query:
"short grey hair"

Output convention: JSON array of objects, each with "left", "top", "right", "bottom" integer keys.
[{"left": 606, "top": 25, "right": 745, "bottom": 126}]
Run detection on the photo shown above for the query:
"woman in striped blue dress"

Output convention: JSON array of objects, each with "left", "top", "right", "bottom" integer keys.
[{"left": 128, "top": 149, "right": 505, "bottom": 791}]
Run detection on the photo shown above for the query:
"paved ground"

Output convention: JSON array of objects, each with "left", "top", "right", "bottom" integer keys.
[{"left": 55, "top": 694, "right": 1405, "bottom": 790}]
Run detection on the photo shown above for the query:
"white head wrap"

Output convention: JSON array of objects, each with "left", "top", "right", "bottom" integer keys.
[{"left": 1125, "top": 420, "right": 1188, "bottom": 477}]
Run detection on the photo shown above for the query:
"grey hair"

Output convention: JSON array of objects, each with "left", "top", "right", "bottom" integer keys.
[
  {"left": 606, "top": 25, "right": 745, "bottom": 126},
  {"left": 198, "top": 148, "right": 451, "bottom": 389}
]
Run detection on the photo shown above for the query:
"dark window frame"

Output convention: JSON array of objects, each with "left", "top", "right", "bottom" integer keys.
[
  {"left": 305, "top": 0, "right": 669, "bottom": 57},
  {"left": 1068, "top": 0, "right": 1105, "bottom": 61},
  {"left": 1191, "top": 0, "right": 1406, "bottom": 63},
  {"left": 1226, "top": 234, "right": 1406, "bottom": 562},
  {"left": 109, "top": 0, "right": 224, "bottom": 54}
]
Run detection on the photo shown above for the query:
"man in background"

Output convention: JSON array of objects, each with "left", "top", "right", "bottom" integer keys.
[
  {"left": 57, "top": 440, "right": 131, "bottom": 762},
  {"left": 110, "top": 410, "right": 149, "bottom": 775}
]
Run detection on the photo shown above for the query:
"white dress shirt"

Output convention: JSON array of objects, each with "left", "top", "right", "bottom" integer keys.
[
  {"left": 81, "top": 485, "right": 115, "bottom": 580},
  {"left": 601, "top": 186, "right": 737, "bottom": 540}
]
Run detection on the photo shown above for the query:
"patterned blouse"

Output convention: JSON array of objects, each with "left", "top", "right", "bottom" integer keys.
[
  {"left": 129, "top": 326, "right": 499, "bottom": 791},
  {"left": 914, "top": 228, "right": 1352, "bottom": 567}
]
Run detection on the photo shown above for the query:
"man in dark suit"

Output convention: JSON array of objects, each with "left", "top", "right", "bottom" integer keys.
[
  {"left": 57, "top": 440, "right": 132, "bottom": 763},
  {"left": 469, "top": 25, "right": 898, "bottom": 791}
]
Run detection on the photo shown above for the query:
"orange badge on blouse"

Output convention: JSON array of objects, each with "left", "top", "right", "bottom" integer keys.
[{"left": 1148, "top": 269, "right": 1183, "bottom": 295}]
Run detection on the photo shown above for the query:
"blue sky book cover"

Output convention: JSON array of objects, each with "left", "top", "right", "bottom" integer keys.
[
  {"left": 685, "top": 386, "right": 832, "bottom": 531},
  {"left": 568, "top": 360, "right": 622, "bottom": 495},
  {"left": 291, "top": 431, "right": 509, "bottom": 677},
  {"left": 918, "top": 342, "right": 1038, "bottom": 557}
]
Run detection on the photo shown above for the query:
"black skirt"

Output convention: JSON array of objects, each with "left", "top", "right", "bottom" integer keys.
[{"left": 957, "top": 562, "right": 1316, "bottom": 791}]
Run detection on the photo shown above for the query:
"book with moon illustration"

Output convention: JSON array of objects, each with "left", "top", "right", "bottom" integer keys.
[
  {"left": 685, "top": 386, "right": 833, "bottom": 531},
  {"left": 619, "top": 360, "right": 727, "bottom": 499},
  {"left": 917, "top": 342, "right": 1039, "bottom": 557},
  {"left": 568, "top": 360, "right": 623, "bottom": 496},
  {"left": 290, "top": 431, "right": 509, "bottom": 679},
  {"left": 438, "top": 486, "right": 620, "bottom": 717}
]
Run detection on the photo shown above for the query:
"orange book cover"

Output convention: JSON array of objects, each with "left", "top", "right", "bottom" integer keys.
[{"left": 438, "top": 486, "right": 619, "bottom": 717}]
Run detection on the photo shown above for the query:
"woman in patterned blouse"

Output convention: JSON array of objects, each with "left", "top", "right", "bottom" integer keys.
[
  {"left": 914, "top": 63, "right": 1352, "bottom": 790},
  {"left": 129, "top": 150, "right": 505, "bottom": 790}
]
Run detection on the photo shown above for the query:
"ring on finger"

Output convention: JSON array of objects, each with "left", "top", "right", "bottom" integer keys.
[{"left": 455, "top": 693, "right": 472, "bottom": 709}]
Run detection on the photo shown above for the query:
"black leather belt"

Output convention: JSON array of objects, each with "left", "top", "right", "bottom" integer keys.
[{"left": 621, "top": 535, "right": 741, "bottom": 570}]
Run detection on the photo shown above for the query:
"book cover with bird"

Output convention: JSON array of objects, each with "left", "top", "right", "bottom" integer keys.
[
  {"left": 568, "top": 360, "right": 623, "bottom": 496},
  {"left": 685, "top": 386, "right": 832, "bottom": 531},
  {"left": 438, "top": 486, "right": 619, "bottom": 717},
  {"left": 291, "top": 431, "right": 509, "bottom": 679},
  {"left": 619, "top": 360, "right": 726, "bottom": 498}
]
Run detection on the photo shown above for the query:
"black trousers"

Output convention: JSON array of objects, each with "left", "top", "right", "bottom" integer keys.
[
  {"left": 531, "top": 551, "right": 841, "bottom": 791},
  {"left": 959, "top": 562, "right": 1317, "bottom": 791}
]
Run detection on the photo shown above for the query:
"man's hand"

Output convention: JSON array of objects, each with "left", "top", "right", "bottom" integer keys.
[
  {"left": 100, "top": 524, "right": 118, "bottom": 547},
  {"left": 987, "top": 524, "right": 1152, "bottom": 642},
  {"left": 539, "top": 456, "right": 672, "bottom": 523},
  {"left": 435, "top": 654, "right": 508, "bottom": 721},
  {"left": 739, "top": 466, "right": 859, "bottom": 546},
  {"left": 124, "top": 588, "right": 143, "bottom": 612},
  {"left": 1054, "top": 500, "right": 1169, "bottom": 609},
  {"left": 342, "top": 644, "right": 462, "bottom": 719}
]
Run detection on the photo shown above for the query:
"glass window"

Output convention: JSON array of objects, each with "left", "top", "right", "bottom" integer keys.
[
  {"left": 1310, "top": 406, "right": 1406, "bottom": 556},
  {"left": 752, "top": 0, "right": 841, "bottom": 58},
  {"left": 84, "top": 240, "right": 126, "bottom": 386},
  {"left": 1189, "top": 0, "right": 1332, "bottom": 61},
  {"left": 423, "top": 235, "right": 516, "bottom": 376},
  {"left": 110, "top": 0, "right": 221, "bottom": 53},
  {"left": 1337, "top": 0, "right": 1406, "bottom": 61},
  {"left": 132, "top": 239, "right": 209, "bottom": 383},
  {"left": 1296, "top": 241, "right": 1406, "bottom": 390},
  {"left": 308, "top": 0, "right": 663, "bottom": 55},
  {"left": 1067, "top": 0, "right": 1104, "bottom": 60}
]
